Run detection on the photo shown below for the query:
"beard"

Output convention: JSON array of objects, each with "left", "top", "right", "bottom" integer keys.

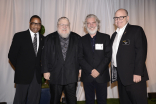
[
  {"left": 87, "top": 26, "right": 98, "bottom": 35},
  {"left": 58, "top": 29, "right": 71, "bottom": 38}
]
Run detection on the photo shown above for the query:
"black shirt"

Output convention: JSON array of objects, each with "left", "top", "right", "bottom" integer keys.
[{"left": 90, "top": 34, "right": 97, "bottom": 52}]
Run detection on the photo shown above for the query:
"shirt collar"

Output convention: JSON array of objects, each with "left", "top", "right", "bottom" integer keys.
[
  {"left": 116, "top": 23, "right": 128, "bottom": 33},
  {"left": 29, "top": 29, "right": 39, "bottom": 36},
  {"left": 89, "top": 32, "right": 97, "bottom": 39}
]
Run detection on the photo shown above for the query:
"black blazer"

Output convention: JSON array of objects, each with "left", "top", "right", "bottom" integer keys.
[
  {"left": 78, "top": 31, "right": 111, "bottom": 83},
  {"left": 41, "top": 31, "right": 80, "bottom": 85},
  {"left": 111, "top": 24, "right": 149, "bottom": 86},
  {"left": 8, "top": 29, "right": 44, "bottom": 84}
]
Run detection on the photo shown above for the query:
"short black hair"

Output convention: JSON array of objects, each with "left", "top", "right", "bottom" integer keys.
[{"left": 30, "top": 15, "right": 42, "bottom": 22}]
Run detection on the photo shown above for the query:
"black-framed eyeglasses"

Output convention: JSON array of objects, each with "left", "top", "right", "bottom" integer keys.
[
  {"left": 31, "top": 22, "right": 41, "bottom": 26},
  {"left": 113, "top": 16, "right": 127, "bottom": 21}
]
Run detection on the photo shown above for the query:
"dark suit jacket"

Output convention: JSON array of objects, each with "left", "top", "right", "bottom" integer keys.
[
  {"left": 8, "top": 29, "right": 44, "bottom": 84},
  {"left": 111, "top": 24, "right": 149, "bottom": 86},
  {"left": 41, "top": 31, "right": 80, "bottom": 85},
  {"left": 78, "top": 31, "right": 111, "bottom": 83}
]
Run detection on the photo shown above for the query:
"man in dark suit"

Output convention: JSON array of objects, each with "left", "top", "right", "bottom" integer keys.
[
  {"left": 8, "top": 15, "right": 44, "bottom": 104},
  {"left": 42, "top": 17, "right": 80, "bottom": 104},
  {"left": 111, "top": 9, "right": 149, "bottom": 104},
  {"left": 78, "top": 14, "right": 111, "bottom": 104}
]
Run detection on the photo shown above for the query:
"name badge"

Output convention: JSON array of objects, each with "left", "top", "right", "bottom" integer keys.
[{"left": 95, "top": 44, "right": 103, "bottom": 50}]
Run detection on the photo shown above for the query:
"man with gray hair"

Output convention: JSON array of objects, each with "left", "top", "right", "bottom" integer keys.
[
  {"left": 78, "top": 14, "right": 111, "bottom": 104},
  {"left": 42, "top": 17, "right": 80, "bottom": 104}
]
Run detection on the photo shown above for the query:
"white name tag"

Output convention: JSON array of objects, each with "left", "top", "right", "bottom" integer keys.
[{"left": 95, "top": 44, "right": 103, "bottom": 50}]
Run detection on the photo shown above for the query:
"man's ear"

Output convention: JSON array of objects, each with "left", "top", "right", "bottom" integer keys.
[{"left": 126, "top": 16, "right": 129, "bottom": 22}]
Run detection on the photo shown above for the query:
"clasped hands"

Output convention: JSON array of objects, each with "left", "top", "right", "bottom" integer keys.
[
  {"left": 133, "top": 75, "right": 141, "bottom": 83},
  {"left": 44, "top": 72, "right": 50, "bottom": 80},
  {"left": 91, "top": 69, "right": 100, "bottom": 78}
]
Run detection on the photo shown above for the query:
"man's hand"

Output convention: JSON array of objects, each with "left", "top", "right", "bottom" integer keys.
[
  {"left": 78, "top": 70, "right": 82, "bottom": 78},
  {"left": 91, "top": 69, "right": 100, "bottom": 78},
  {"left": 44, "top": 72, "right": 50, "bottom": 80},
  {"left": 133, "top": 75, "right": 141, "bottom": 83}
]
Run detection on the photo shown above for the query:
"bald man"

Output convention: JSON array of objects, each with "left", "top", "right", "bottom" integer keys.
[{"left": 111, "top": 9, "right": 149, "bottom": 104}]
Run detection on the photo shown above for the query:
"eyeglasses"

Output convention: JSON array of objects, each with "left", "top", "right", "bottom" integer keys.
[
  {"left": 30, "top": 22, "right": 41, "bottom": 26},
  {"left": 113, "top": 16, "right": 127, "bottom": 21},
  {"left": 58, "top": 24, "right": 69, "bottom": 27}
]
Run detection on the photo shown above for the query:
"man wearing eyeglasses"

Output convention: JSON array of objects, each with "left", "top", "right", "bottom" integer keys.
[
  {"left": 78, "top": 14, "right": 111, "bottom": 104},
  {"left": 8, "top": 15, "right": 44, "bottom": 104},
  {"left": 111, "top": 9, "right": 149, "bottom": 104},
  {"left": 42, "top": 17, "right": 80, "bottom": 104}
]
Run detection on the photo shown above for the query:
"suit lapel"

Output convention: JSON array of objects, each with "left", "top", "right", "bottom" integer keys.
[
  {"left": 111, "top": 32, "right": 117, "bottom": 46},
  {"left": 119, "top": 24, "right": 130, "bottom": 45},
  {"left": 55, "top": 33, "right": 64, "bottom": 62},
  {"left": 117, "top": 23, "right": 130, "bottom": 55},
  {"left": 26, "top": 30, "right": 37, "bottom": 57},
  {"left": 64, "top": 33, "right": 74, "bottom": 63},
  {"left": 111, "top": 24, "right": 130, "bottom": 46},
  {"left": 95, "top": 31, "right": 99, "bottom": 43}
]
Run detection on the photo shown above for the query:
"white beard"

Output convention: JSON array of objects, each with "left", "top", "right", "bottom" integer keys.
[
  {"left": 58, "top": 31, "right": 71, "bottom": 38},
  {"left": 87, "top": 26, "right": 98, "bottom": 35}
]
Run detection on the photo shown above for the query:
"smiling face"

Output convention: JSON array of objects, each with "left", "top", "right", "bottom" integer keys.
[
  {"left": 29, "top": 18, "right": 41, "bottom": 33},
  {"left": 115, "top": 9, "right": 129, "bottom": 29},
  {"left": 57, "top": 18, "right": 70, "bottom": 38},
  {"left": 86, "top": 17, "right": 98, "bottom": 35}
]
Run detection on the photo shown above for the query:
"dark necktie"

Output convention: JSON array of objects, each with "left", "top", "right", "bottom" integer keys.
[{"left": 33, "top": 34, "right": 37, "bottom": 55}]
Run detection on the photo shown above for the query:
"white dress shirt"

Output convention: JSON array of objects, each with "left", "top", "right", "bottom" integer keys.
[
  {"left": 112, "top": 23, "right": 128, "bottom": 67},
  {"left": 29, "top": 29, "right": 39, "bottom": 52}
]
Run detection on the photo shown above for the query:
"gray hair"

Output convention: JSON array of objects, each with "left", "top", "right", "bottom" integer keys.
[
  {"left": 84, "top": 14, "right": 100, "bottom": 30},
  {"left": 57, "top": 17, "right": 70, "bottom": 25}
]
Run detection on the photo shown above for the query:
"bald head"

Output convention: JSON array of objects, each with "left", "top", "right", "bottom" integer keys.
[{"left": 115, "top": 9, "right": 128, "bottom": 16}]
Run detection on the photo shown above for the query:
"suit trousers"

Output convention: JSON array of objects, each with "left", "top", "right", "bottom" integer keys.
[
  {"left": 117, "top": 73, "right": 148, "bottom": 104},
  {"left": 49, "top": 82, "right": 77, "bottom": 104},
  {"left": 13, "top": 72, "right": 41, "bottom": 104},
  {"left": 83, "top": 80, "right": 107, "bottom": 104}
]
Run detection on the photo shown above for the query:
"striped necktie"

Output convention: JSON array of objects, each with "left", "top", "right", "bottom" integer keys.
[{"left": 33, "top": 34, "right": 37, "bottom": 55}]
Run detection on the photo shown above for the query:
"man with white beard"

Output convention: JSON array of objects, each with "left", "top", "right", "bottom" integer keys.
[
  {"left": 42, "top": 17, "right": 81, "bottom": 104},
  {"left": 78, "top": 14, "right": 111, "bottom": 104}
]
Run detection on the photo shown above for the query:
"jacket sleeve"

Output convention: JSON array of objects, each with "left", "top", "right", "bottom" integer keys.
[
  {"left": 41, "top": 36, "right": 50, "bottom": 73},
  {"left": 8, "top": 33, "right": 21, "bottom": 68},
  {"left": 96, "top": 35, "right": 112, "bottom": 74},
  {"left": 134, "top": 27, "right": 147, "bottom": 76}
]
